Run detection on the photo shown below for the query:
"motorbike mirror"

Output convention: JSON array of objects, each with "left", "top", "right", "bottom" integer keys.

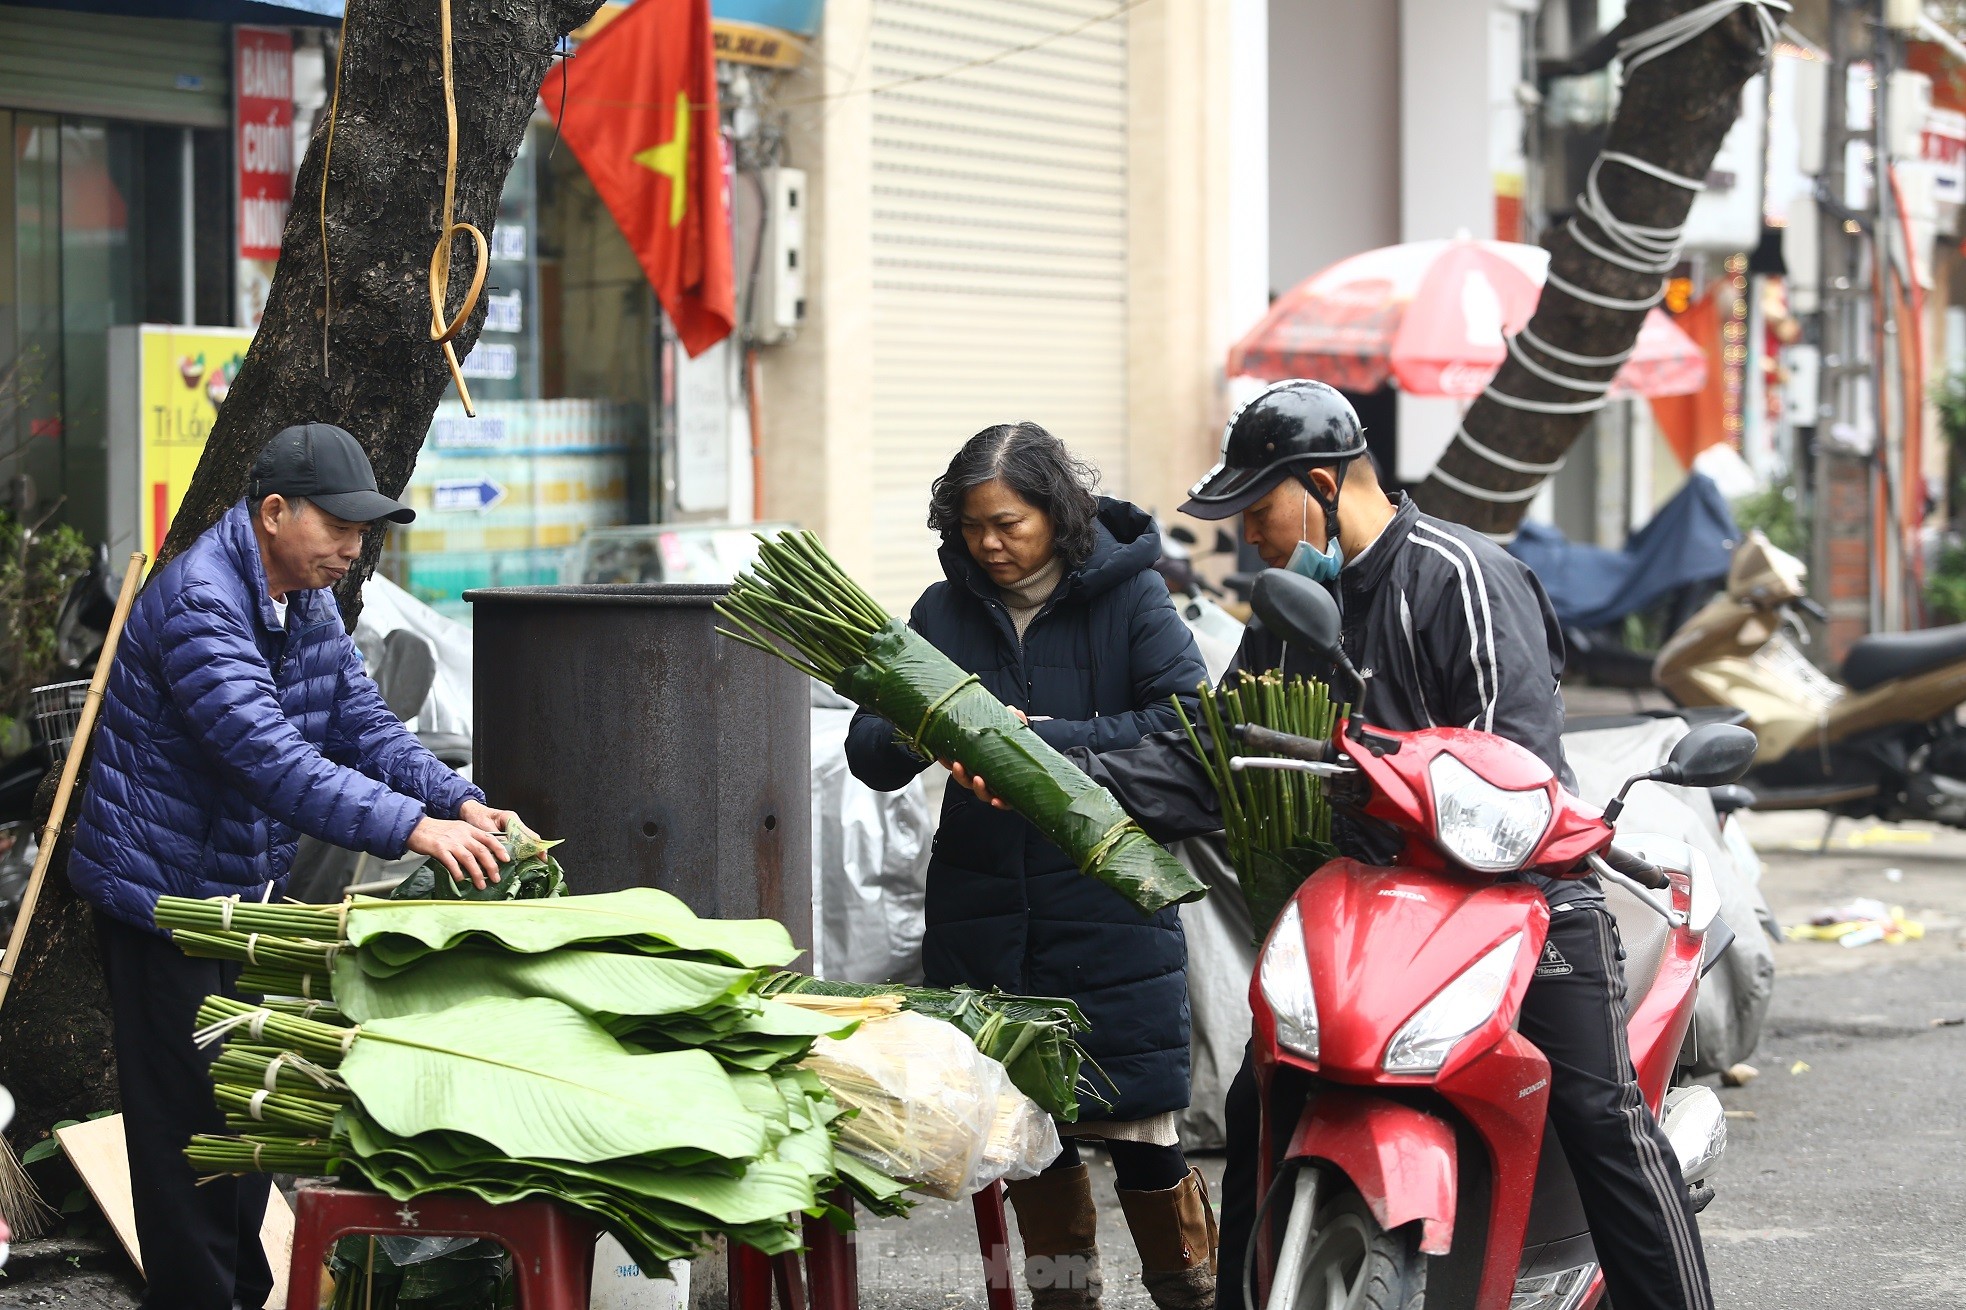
[
  {"left": 1168, "top": 524, "right": 1198, "bottom": 546},
  {"left": 1603, "top": 723, "right": 1760, "bottom": 824},
  {"left": 1251, "top": 568, "right": 1371, "bottom": 725},
  {"left": 1213, "top": 529, "right": 1236, "bottom": 556},
  {"left": 1251, "top": 569, "right": 1342, "bottom": 658},
  {"left": 1661, "top": 722, "right": 1759, "bottom": 788}
]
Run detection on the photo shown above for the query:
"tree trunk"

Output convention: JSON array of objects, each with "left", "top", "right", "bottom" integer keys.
[
  {"left": 0, "top": 0, "right": 600, "bottom": 1151},
  {"left": 1411, "top": 0, "right": 1775, "bottom": 533},
  {"left": 159, "top": 0, "right": 603, "bottom": 613},
  {"left": 0, "top": 760, "right": 116, "bottom": 1149}
]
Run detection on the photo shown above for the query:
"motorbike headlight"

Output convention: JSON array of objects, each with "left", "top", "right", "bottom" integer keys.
[
  {"left": 1383, "top": 932, "right": 1524, "bottom": 1075},
  {"left": 1428, "top": 753, "right": 1552, "bottom": 873},
  {"left": 1259, "top": 900, "right": 1318, "bottom": 1060}
]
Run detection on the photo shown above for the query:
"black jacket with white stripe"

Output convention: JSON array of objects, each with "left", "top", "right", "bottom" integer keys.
[{"left": 1077, "top": 494, "right": 1600, "bottom": 906}]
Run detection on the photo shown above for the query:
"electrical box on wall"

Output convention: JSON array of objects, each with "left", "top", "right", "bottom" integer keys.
[
  {"left": 751, "top": 167, "right": 807, "bottom": 345},
  {"left": 1887, "top": 70, "right": 1931, "bottom": 160},
  {"left": 1883, "top": 0, "right": 1923, "bottom": 32}
]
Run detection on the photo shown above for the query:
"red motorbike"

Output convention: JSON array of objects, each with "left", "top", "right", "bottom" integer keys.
[{"left": 1233, "top": 570, "right": 1755, "bottom": 1310}]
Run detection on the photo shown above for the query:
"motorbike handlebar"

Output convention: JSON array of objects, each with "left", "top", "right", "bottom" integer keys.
[
  {"left": 1233, "top": 724, "right": 1331, "bottom": 763},
  {"left": 1601, "top": 843, "right": 1672, "bottom": 891}
]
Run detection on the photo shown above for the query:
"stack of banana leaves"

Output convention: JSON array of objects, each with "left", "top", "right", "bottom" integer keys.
[{"left": 154, "top": 884, "right": 913, "bottom": 1276}]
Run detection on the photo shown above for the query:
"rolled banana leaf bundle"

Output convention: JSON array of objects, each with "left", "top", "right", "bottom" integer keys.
[
  {"left": 1174, "top": 671, "right": 1342, "bottom": 938},
  {"left": 716, "top": 531, "right": 1206, "bottom": 916}
]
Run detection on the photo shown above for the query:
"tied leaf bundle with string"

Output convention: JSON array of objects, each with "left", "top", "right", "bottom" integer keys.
[
  {"left": 716, "top": 530, "right": 1206, "bottom": 916},
  {"left": 1174, "top": 672, "right": 1342, "bottom": 938}
]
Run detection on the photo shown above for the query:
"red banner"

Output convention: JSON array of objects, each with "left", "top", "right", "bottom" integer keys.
[{"left": 235, "top": 27, "right": 293, "bottom": 263}]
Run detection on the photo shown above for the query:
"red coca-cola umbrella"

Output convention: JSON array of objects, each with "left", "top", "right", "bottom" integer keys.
[{"left": 1229, "top": 236, "right": 1706, "bottom": 399}]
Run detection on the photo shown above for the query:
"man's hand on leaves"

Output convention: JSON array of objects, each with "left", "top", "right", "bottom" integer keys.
[{"left": 408, "top": 816, "right": 506, "bottom": 889}]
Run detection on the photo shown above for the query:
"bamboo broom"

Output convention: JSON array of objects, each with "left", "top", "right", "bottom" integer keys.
[{"left": 0, "top": 551, "right": 144, "bottom": 1238}]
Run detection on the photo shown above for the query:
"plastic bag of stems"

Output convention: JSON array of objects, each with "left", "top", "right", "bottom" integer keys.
[
  {"left": 716, "top": 530, "right": 1206, "bottom": 916},
  {"left": 798, "top": 1010, "right": 1061, "bottom": 1200},
  {"left": 761, "top": 974, "right": 1109, "bottom": 1122},
  {"left": 1174, "top": 671, "right": 1342, "bottom": 938}
]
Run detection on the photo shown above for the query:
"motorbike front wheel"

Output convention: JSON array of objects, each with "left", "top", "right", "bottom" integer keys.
[{"left": 1269, "top": 1176, "right": 1425, "bottom": 1310}]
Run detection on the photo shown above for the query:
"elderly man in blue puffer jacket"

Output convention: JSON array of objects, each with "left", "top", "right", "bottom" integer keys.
[{"left": 70, "top": 423, "right": 523, "bottom": 1310}]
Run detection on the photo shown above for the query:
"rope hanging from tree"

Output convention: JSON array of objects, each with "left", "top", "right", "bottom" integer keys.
[
  {"left": 1431, "top": 0, "right": 1791, "bottom": 509},
  {"left": 317, "top": 0, "right": 488, "bottom": 416}
]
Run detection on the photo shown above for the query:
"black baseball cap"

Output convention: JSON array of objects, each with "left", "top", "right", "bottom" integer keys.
[{"left": 249, "top": 423, "right": 415, "bottom": 525}]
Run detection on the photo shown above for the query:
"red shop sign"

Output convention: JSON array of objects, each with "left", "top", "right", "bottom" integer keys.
[{"left": 235, "top": 27, "right": 294, "bottom": 262}]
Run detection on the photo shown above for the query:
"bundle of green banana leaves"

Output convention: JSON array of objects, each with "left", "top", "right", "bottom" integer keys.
[
  {"left": 156, "top": 887, "right": 912, "bottom": 1275},
  {"left": 388, "top": 820, "right": 567, "bottom": 902},
  {"left": 760, "top": 975, "right": 1108, "bottom": 1122},
  {"left": 716, "top": 530, "right": 1206, "bottom": 916},
  {"left": 1174, "top": 671, "right": 1343, "bottom": 937}
]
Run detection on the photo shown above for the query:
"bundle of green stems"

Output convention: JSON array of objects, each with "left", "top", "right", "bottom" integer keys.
[
  {"left": 153, "top": 898, "right": 345, "bottom": 937},
  {"left": 1175, "top": 671, "right": 1342, "bottom": 935},
  {"left": 714, "top": 531, "right": 891, "bottom": 684}
]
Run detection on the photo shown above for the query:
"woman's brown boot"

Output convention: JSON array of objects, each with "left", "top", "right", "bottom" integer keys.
[
  {"left": 1005, "top": 1163, "right": 1104, "bottom": 1310},
  {"left": 1117, "top": 1167, "right": 1218, "bottom": 1310}
]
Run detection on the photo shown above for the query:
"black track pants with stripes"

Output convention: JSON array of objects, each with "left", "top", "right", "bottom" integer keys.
[
  {"left": 1518, "top": 904, "right": 1714, "bottom": 1310},
  {"left": 1215, "top": 904, "right": 1712, "bottom": 1310}
]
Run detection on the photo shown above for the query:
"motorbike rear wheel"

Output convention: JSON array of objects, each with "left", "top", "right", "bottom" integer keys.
[{"left": 1271, "top": 1185, "right": 1425, "bottom": 1310}]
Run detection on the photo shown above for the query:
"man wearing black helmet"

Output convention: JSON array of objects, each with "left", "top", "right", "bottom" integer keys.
[{"left": 952, "top": 380, "right": 1715, "bottom": 1310}]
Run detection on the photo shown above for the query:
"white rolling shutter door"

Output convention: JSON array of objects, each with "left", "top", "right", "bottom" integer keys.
[
  {"left": 868, "top": 0, "right": 1129, "bottom": 610},
  {"left": 0, "top": 6, "right": 230, "bottom": 128}
]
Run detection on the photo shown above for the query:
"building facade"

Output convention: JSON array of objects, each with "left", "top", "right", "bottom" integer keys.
[{"left": 757, "top": 0, "right": 1241, "bottom": 610}]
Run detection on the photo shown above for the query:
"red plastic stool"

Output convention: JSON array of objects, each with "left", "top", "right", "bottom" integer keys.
[
  {"left": 729, "top": 1188, "right": 859, "bottom": 1310},
  {"left": 727, "top": 1183, "right": 1012, "bottom": 1310},
  {"left": 973, "top": 1181, "right": 1016, "bottom": 1310},
  {"left": 286, "top": 1182, "right": 599, "bottom": 1310}
]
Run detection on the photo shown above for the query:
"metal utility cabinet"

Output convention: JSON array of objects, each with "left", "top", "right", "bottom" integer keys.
[{"left": 467, "top": 584, "right": 812, "bottom": 954}]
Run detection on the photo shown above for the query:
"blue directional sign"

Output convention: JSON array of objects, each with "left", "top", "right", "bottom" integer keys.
[{"left": 433, "top": 478, "right": 507, "bottom": 512}]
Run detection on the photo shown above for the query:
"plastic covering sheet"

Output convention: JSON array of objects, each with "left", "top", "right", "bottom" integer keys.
[
  {"left": 1563, "top": 716, "right": 1775, "bottom": 1075},
  {"left": 1507, "top": 473, "right": 1739, "bottom": 631},
  {"left": 810, "top": 685, "right": 933, "bottom": 983},
  {"left": 1170, "top": 836, "right": 1256, "bottom": 1151},
  {"left": 353, "top": 574, "right": 475, "bottom": 739},
  {"left": 834, "top": 621, "right": 1206, "bottom": 914}
]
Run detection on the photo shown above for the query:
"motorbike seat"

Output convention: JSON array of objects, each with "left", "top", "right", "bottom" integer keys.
[
  {"left": 1600, "top": 881, "right": 1672, "bottom": 1009},
  {"left": 1842, "top": 623, "right": 1966, "bottom": 691}
]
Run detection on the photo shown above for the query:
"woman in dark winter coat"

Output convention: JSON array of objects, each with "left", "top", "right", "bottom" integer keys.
[{"left": 845, "top": 423, "right": 1216, "bottom": 1310}]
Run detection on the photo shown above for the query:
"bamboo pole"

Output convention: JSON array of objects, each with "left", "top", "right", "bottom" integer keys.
[{"left": 0, "top": 551, "right": 146, "bottom": 1011}]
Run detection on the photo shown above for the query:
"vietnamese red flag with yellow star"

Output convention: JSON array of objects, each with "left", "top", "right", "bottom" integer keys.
[{"left": 546, "top": 0, "right": 734, "bottom": 355}]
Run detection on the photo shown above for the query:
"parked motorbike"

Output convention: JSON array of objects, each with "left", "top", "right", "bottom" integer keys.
[
  {"left": 1654, "top": 530, "right": 1966, "bottom": 824},
  {"left": 1158, "top": 523, "right": 1247, "bottom": 682},
  {"left": 0, "top": 548, "right": 121, "bottom": 933},
  {"left": 1233, "top": 568, "right": 1753, "bottom": 1310}
]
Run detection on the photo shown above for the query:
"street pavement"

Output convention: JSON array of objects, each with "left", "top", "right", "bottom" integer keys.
[{"left": 1702, "top": 809, "right": 1966, "bottom": 1308}]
